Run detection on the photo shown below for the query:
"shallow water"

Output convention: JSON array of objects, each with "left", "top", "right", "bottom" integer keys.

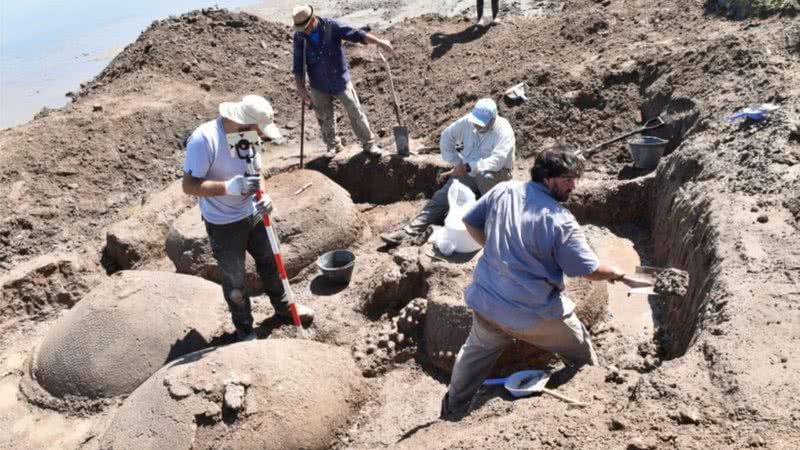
[{"left": 0, "top": 0, "right": 253, "bottom": 128}]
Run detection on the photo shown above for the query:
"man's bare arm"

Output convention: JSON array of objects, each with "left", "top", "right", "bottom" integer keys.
[
  {"left": 182, "top": 172, "right": 227, "bottom": 197},
  {"left": 464, "top": 222, "right": 486, "bottom": 247}
]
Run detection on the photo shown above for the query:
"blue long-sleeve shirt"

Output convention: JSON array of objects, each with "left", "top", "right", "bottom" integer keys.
[{"left": 292, "top": 17, "right": 367, "bottom": 95}]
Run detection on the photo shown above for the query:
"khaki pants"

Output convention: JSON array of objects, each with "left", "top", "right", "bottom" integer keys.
[
  {"left": 309, "top": 82, "right": 375, "bottom": 151},
  {"left": 405, "top": 169, "right": 512, "bottom": 235},
  {"left": 446, "top": 310, "right": 597, "bottom": 413}
]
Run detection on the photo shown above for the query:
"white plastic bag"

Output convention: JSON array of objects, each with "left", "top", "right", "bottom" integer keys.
[{"left": 436, "top": 180, "right": 482, "bottom": 253}]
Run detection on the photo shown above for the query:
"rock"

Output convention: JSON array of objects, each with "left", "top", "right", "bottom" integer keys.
[
  {"left": 166, "top": 170, "right": 360, "bottom": 291},
  {"left": 92, "top": 104, "right": 103, "bottom": 112},
  {"left": 224, "top": 383, "right": 245, "bottom": 411},
  {"left": 105, "top": 180, "right": 195, "bottom": 270},
  {"left": 756, "top": 214, "right": 769, "bottom": 223},
  {"left": 747, "top": 434, "right": 766, "bottom": 447},
  {"left": 627, "top": 437, "right": 656, "bottom": 450},
  {"left": 1, "top": 252, "right": 101, "bottom": 323},
  {"left": 610, "top": 416, "right": 629, "bottom": 430},
  {"left": 31, "top": 271, "right": 227, "bottom": 399},
  {"left": 99, "top": 339, "right": 364, "bottom": 450},
  {"left": 672, "top": 406, "right": 701, "bottom": 425}
]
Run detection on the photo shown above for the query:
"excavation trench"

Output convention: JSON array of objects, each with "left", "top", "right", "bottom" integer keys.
[{"left": 318, "top": 97, "right": 711, "bottom": 367}]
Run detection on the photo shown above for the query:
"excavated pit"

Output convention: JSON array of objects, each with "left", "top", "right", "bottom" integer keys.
[{"left": 319, "top": 88, "right": 709, "bottom": 366}]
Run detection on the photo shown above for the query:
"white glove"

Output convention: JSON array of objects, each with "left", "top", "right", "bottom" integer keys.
[
  {"left": 255, "top": 195, "right": 273, "bottom": 216},
  {"left": 225, "top": 175, "right": 261, "bottom": 196}
]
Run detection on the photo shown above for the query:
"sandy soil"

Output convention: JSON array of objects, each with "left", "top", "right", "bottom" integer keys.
[{"left": 1, "top": 0, "right": 799, "bottom": 449}]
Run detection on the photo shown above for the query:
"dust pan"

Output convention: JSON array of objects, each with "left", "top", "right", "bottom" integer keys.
[{"left": 485, "top": 369, "right": 588, "bottom": 407}]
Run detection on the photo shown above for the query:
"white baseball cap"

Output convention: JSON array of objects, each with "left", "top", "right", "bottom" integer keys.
[
  {"left": 219, "top": 95, "right": 282, "bottom": 141},
  {"left": 467, "top": 98, "right": 498, "bottom": 127}
]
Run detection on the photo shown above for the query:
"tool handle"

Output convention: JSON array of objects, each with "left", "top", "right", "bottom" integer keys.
[
  {"left": 300, "top": 101, "right": 305, "bottom": 169},
  {"left": 542, "top": 388, "right": 588, "bottom": 407},
  {"left": 620, "top": 275, "right": 653, "bottom": 289},
  {"left": 378, "top": 51, "right": 404, "bottom": 127},
  {"left": 577, "top": 115, "right": 666, "bottom": 158}
]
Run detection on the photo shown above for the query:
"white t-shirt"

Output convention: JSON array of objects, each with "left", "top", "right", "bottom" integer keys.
[{"left": 183, "top": 118, "right": 262, "bottom": 225}]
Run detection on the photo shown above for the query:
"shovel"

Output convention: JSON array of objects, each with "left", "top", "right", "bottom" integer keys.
[
  {"left": 576, "top": 116, "right": 665, "bottom": 159},
  {"left": 484, "top": 370, "right": 588, "bottom": 407},
  {"left": 378, "top": 51, "right": 410, "bottom": 156}
]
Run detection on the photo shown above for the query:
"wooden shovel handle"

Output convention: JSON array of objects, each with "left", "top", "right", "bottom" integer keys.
[{"left": 542, "top": 388, "right": 588, "bottom": 407}]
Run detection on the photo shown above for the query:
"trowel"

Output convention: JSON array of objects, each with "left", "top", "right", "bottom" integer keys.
[{"left": 378, "top": 51, "right": 410, "bottom": 156}]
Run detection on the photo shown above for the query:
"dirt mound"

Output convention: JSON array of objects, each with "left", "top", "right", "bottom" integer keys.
[
  {"left": 104, "top": 180, "right": 196, "bottom": 271},
  {"left": 1, "top": 253, "right": 102, "bottom": 325},
  {"left": 99, "top": 339, "right": 364, "bottom": 450},
  {"left": 166, "top": 169, "right": 361, "bottom": 290},
  {"left": 30, "top": 271, "right": 226, "bottom": 400}
]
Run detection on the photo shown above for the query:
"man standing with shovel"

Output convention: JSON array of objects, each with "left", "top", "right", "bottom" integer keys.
[
  {"left": 292, "top": 5, "right": 393, "bottom": 157},
  {"left": 440, "top": 145, "right": 626, "bottom": 420}
]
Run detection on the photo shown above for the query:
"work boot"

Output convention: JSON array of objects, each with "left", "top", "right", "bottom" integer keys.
[
  {"left": 362, "top": 144, "right": 383, "bottom": 157},
  {"left": 325, "top": 145, "right": 342, "bottom": 158},
  {"left": 439, "top": 392, "right": 467, "bottom": 422},
  {"left": 276, "top": 303, "right": 315, "bottom": 325},
  {"left": 380, "top": 229, "right": 415, "bottom": 247},
  {"left": 236, "top": 329, "right": 258, "bottom": 342}
]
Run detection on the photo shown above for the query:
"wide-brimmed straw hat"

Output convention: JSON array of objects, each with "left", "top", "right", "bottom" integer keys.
[
  {"left": 218, "top": 95, "right": 282, "bottom": 141},
  {"left": 292, "top": 5, "right": 314, "bottom": 33}
]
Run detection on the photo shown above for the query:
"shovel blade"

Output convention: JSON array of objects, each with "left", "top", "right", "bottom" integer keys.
[{"left": 393, "top": 126, "right": 410, "bottom": 156}]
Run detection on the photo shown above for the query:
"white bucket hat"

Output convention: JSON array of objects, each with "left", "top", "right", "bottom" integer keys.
[
  {"left": 219, "top": 95, "right": 282, "bottom": 141},
  {"left": 292, "top": 5, "right": 314, "bottom": 33}
]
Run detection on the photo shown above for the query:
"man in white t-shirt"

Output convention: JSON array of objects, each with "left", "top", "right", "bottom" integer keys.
[
  {"left": 182, "top": 95, "right": 314, "bottom": 341},
  {"left": 381, "top": 98, "right": 515, "bottom": 246}
]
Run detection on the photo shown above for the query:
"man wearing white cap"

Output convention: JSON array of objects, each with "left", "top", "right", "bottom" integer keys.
[
  {"left": 292, "top": 4, "right": 393, "bottom": 157},
  {"left": 382, "top": 98, "right": 515, "bottom": 246},
  {"left": 182, "top": 95, "right": 314, "bottom": 341}
]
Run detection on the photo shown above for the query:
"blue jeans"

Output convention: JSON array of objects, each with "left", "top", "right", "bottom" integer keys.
[{"left": 205, "top": 215, "right": 289, "bottom": 334}]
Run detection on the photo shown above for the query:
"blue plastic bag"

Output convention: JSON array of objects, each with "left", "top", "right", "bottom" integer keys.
[{"left": 726, "top": 103, "right": 779, "bottom": 123}]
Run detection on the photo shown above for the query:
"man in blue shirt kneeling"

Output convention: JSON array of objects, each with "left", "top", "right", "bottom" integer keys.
[
  {"left": 292, "top": 5, "right": 394, "bottom": 157},
  {"left": 440, "top": 145, "right": 626, "bottom": 420}
]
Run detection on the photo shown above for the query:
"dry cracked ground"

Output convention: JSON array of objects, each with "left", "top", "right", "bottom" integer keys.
[{"left": 1, "top": 0, "right": 799, "bottom": 449}]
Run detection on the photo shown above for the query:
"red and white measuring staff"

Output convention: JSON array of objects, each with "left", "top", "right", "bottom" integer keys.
[
  {"left": 245, "top": 148, "right": 305, "bottom": 335},
  {"left": 254, "top": 190, "right": 305, "bottom": 334}
]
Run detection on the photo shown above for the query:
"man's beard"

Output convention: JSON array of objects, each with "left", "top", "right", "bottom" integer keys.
[{"left": 553, "top": 189, "right": 572, "bottom": 202}]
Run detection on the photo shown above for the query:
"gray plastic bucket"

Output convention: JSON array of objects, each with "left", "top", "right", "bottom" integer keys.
[
  {"left": 317, "top": 250, "right": 355, "bottom": 285},
  {"left": 628, "top": 136, "right": 668, "bottom": 169}
]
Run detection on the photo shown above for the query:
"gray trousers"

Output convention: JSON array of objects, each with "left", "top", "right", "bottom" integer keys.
[
  {"left": 309, "top": 81, "right": 375, "bottom": 151},
  {"left": 446, "top": 311, "right": 597, "bottom": 413},
  {"left": 405, "top": 169, "right": 512, "bottom": 235},
  {"left": 205, "top": 215, "right": 289, "bottom": 334}
]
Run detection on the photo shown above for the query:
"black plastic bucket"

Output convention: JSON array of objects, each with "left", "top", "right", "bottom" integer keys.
[{"left": 317, "top": 250, "right": 356, "bottom": 285}]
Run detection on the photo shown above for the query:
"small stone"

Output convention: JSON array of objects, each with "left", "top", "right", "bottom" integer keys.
[
  {"left": 757, "top": 214, "right": 769, "bottom": 223},
  {"left": 378, "top": 337, "right": 388, "bottom": 348},
  {"left": 610, "top": 417, "right": 629, "bottom": 431},
  {"left": 224, "top": 383, "right": 245, "bottom": 411},
  {"left": 181, "top": 62, "right": 192, "bottom": 73},
  {"left": 386, "top": 341, "right": 396, "bottom": 352},
  {"left": 285, "top": 121, "right": 297, "bottom": 130},
  {"left": 395, "top": 333, "right": 405, "bottom": 344},
  {"left": 92, "top": 104, "right": 103, "bottom": 112},
  {"left": 672, "top": 406, "right": 701, "bottom": 425},
  {"left": 627, "top": 437, "right": 655, "bottom": 450},
  {"left": 780, "top": 357, "right": 788, "bottom": 363},
  {"left": 200, "top": 82, "right": 211, "bottom": 91},
  {"left": 365, "top": 345, "right": 376, "bottom": 355},
  {"left": 746, "top": 434, "right": 766, "bottom": 447}
]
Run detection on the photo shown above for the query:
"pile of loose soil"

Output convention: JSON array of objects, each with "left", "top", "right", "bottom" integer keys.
[{"left": 654, "top": 267, "right": 690, "bottom": 297}]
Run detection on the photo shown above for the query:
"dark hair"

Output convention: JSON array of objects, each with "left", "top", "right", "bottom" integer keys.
[{"left": 529, "top": 143, "right": 585, "bottom": 182}]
